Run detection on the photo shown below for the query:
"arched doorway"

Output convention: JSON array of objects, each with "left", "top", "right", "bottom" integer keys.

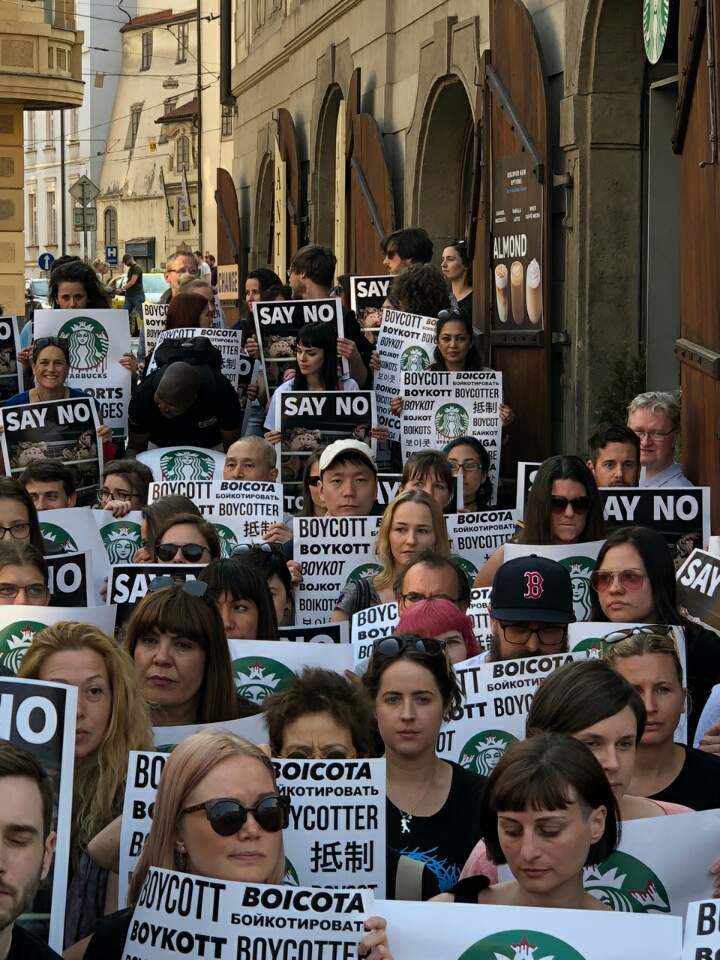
[
  {"left": 314, "top": 84, "right": 343, "bottom": 251},
  {"left": 252, "top": 153, "right": 274, "bottom": 269},
  {"left": 414, "top": 77, "right": 474, "bottom": 257}
]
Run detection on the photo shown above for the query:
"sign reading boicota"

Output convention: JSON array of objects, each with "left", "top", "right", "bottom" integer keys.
[{"left": 492, "top": 156, "right": 544, "bottom": 334}]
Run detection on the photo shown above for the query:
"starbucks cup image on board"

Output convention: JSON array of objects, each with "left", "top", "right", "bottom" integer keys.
[
  {"left": 526, "top": 258, "right": 543, "bottom": 325},
  {"left": 510, "top": 260, "right": 524, "bottom": 325}
]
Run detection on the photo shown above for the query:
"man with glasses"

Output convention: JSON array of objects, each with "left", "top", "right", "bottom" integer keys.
[
  {"left": 627, "top": 391, "right": 693, "bottom": 488},
  {"left": 394, "top": 549, "right": 470, "bottom": 615},
  {"left": 20, "top": 463, "right": 77, "bottom": 511},
  {"left": 160, "top": 251, "right": 200, "bottom": 304},
  {"left": 95, "top": 459, "right": 153, "bottom": 518},
  {"left": 487, "top": 555, "right": 575, "bottom": 661}
]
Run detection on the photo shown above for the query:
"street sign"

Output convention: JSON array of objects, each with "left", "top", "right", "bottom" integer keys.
[
  {"left": 105, "top": 245, "right": 118, "bottom": 266},
  {"left": 73, "top": 207, "right": 97, "bottom": 231},
  {"left": 38, "top": 252, "right": 55, "bottom": 271},
  {"left": 69, "top": 174, "right": 100, "bottom": 206}
]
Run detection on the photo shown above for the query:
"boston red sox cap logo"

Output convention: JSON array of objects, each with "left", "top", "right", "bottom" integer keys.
[{"left": 523, "top": 571, "right": 544, "bottom": 600}]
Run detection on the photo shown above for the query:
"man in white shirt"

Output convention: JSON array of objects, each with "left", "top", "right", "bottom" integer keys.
[
  {"left": 627, "top": 391, "right": 693, "bottom": 488},
  {"left": 194, "top": 250, "right": 212, "bottom": 282}
]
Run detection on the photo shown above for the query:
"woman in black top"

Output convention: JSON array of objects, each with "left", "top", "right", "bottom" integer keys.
[
  {"left": 606, "top": 628, "right": 720, "bottom": 810},
  {"left": 440, "top": 241, "right": 473, "bottom": 324},
  {"left": 363, "top": 634, "right": 485, "bottom": 895}
]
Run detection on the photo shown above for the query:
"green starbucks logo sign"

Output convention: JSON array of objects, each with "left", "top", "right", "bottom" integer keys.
[
  {"left": 39, "top": 523, "right": 78, "bottom": 554},
  {"left": 643, "top": 0, "right": 670, "bottom": 64},
  {"left": 459, "top": 730, "right": 518, "bottom": 777},
  {"left": 572, "top": 636, "right": 605, "bottom": 659},
  {"left": 560, "top": 557, "right": 594, "bottom": 621},
  {"left": 584, "top": 851, "right": 671, "bottom": 913},
  {"left": 232, "top": 657, "right": 295, "bottom": 704},
  {"left": 214, "top": 523, "right": 239, "bottom": 559},
  {"left": 160, "top": 449, "right": 216, "bottom": 481},
  {"left": 400, "top": 346, "right": 430, "bottom": 373},
  {"left": 453, "top": 554, "right": 478, "bottom": 584},
  {"left": 0, "top": 621, "right": 48, "bottom": 673},
  {"left": 346, "top": 563, "right": 382, "bottom": 584},
  {"left": 459, "top": 931, "right": 586, "bottom": 960},
  {"left": 59, "top": 316, "right": 110, "bottom": 372},
  {"left": 434, "top": 403, "right": 469, "bottom": 442},
  {"left": 283, "top": 858, "right": 299, "bottom": 885},
  {"left": 101, "top": 521, "right": 141, "bottom": 564}
]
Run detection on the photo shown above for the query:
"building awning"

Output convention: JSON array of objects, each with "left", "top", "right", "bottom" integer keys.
[{"left": 156, "top": 97, "right": 198, "bottom": 125}]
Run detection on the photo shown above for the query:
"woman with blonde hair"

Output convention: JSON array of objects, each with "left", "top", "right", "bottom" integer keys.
[
  {"left": 81, "top": 731, "right": 392, "bottom": 959},
  {"left": 332, "top": 488, "right": 449, "bottom": 622},
  {"left": 18, "top": 620, "right": 154, "bottom": 946}
]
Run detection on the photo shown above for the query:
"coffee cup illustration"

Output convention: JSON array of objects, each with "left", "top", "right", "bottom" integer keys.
[
  {"left": 494, "top": 264, "right": 508, "bottom": 324},
  {"left": 526, "top": 258, "right": 542, "bottom": 325},
  {"left": 510, "top": 261, "right": 524, "bottom": 325}
]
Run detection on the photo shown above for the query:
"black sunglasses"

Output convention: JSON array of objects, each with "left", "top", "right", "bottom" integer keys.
[
  {"left": 373, "top": 635, "right": 447, "bottom": 657},
  {"left": 231, "top": 543, "right": 279, "bottom": 558},
  {"left": 550, "top": 495, "right": 590, "bottom": 514},
  {"left": 147, "top": 576, "right": 211, "bottom": 602},
  {"left": 34, "top": 336, "right": 69, "bottom": 351},
  {"left": 156, "top": 542, "right": 209, "bottom": 563},
  {"left": 182, "top": 795, "right": 291, "bottom": 835}
]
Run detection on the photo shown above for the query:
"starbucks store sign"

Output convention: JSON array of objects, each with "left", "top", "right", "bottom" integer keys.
[{"left": 643, "top": 0, "right": 670, "bottom": 64}]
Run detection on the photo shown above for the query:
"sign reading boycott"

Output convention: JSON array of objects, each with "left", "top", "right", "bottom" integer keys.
[
  {"left": 107, "top": 563, "right": 204, "bottom": 624},
  {"left": 677, "top": 548, "right": 720, "bottom": 632},
  {"left": 349, "top": 275, "right": 391, "bottom": 344},
  {"left": 141, "top": 302, "right": 168, "bottom": 354},
  {"left": 683, "top": 898, "right": 720, "bottom": 958},
  {"left": 374, "top": 308, "right": 437, "bottom": 439},
  {"left": 447, "top": 510, "right": 516, "bottom": 583},
  {"left": 601, "top": 486, "right": 711, "bottom": 561},
  {"left": 124, "top": 867, "right": 372, "bottom": 960},
  {"left": 146, "top": 327, "right": 245, "bottom": 389},
  {"left": 504, "top": 540, "right": 605, "bottom": 622},
  {"left": 293, "top": 515, "right": 382, "bottom": 625},
  {"left": 0, "top": 316, "right": 21, "bottom": 402}
]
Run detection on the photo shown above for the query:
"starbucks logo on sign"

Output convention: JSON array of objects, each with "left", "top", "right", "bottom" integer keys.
[
  {"left": 232, "top": 657, "right": 295, "bottom": 704},
  {"left": 214, "top": 523, "right": 239, "bottom": 559},
  {"left": 572, "top": 636, "right": 605, "bottom": 659},
  {"left": 643, "top": 0, "right": 670, "bottom": 64},
  {"left": 40, "top": 523, "right": 78, "bottom": 554},
  {"left": 0, "top": 621, "right": 47, "bottom": 673},
  {"left": 101, "top": 521, "right": 141, "bottom": 564},
  {"left": 560, "top": 557, "right": 594, "bottom": 621},
  {"left": 584, "top": 851, "right": 671, "bottom": 913},
  {"left": 434, "top": 403, "right": 469, "bottom": 442},
  {"left": 346, "top": 563, "right": 382, "bottom": 584},
  {"left": 160, "top": 449, "right": 216, "bottom": 481},
  {"left": 283, "top": 858, "right": 299, "bottom": 885},
  {"left": 400, "top": 346, "right": 430, "bottom": 373},
  {"left": 459, "top": 730, "right": 518, "bottom": 777},
  {"left": 459, "top": 931, "right": 586, "bottom": 960},
  {"left": 59, "top": 316, "right": 110, "bottom": 372},
  {"left": 453, "top": 554, "right": 478, "bottom": 584}
]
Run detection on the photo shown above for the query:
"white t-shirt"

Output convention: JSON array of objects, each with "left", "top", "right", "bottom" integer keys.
[
  {"left": 198, "top": 260, "right": 212, "bottom": 281},
  {"left": 264, "top": 375, "right": 360, "bottom": 431}
]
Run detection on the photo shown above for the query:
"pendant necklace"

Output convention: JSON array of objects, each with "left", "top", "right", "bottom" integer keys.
[{"left": 391, "top": 772, "right": 435, "bottom": 835}]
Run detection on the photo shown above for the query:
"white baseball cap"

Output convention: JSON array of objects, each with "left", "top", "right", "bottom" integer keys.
[{"left": 319, "top": 439, "right": 377, "bottom": 475}]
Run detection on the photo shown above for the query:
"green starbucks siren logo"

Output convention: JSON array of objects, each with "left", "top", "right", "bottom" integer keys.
[
  {"left": 584, "top": 851, "right": 671, "bottom": 913},
  {"left": 39, "top": 523, "right": 78, "bottom": 554},
  {"left": 346, "top": 563, "right": 382, "bottom": 584},
  {"left": 283, "top": 858, "right": 299, "bottom": 885},
  {"left": 459, "top": 730, "right": 518, "bottom": 777},
  {"left": 643, "top": 0, "right": 670, "bottom": 64},
  {"left": 160, "top": 448, "right": 216, "bottom": 482},
  {"left": 58, "top": 316, "right": 110, "bottom": 372},
  {"left": 0, "top": 621, "right": 48, "bottom": 674},
  {"left": 214, "top": 523, "right": 239, "bottom": 559},
  {"left": 232, "top": 657, "right": 295, "bottom": 704},
  {"left": 101, "top": 521, "right": 141, "bottom": 564},
  {"left": 434, "top": 403, "right": 469, "bottom": 442},
  {"left": 399, "top": 346, "right": 430, "bottom": 373},
  {"left": 459, "top": 931, "right": 587, "bottom": 960},
  {"left": 453, "top": 554, "right": 478, "bottom": 584},
  {"left": 572, "top": 636, "right": 605, "bottom": 659},
  {"left": 560, "top": 557, "right": 594, "bottom": 621}
]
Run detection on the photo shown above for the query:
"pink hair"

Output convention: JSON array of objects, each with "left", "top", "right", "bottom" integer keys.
[{"left": 397, "top": 598, "right": 479, "bottom": 659}]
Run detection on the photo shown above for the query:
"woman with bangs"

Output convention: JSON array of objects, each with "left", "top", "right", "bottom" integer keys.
[
  {"left": 399, "top": 451, "right": 454, "bottom": 511},
  {"left": 199, "top": 558, "right": 279, "bottom": 640},
  {"left": 124, "top": 580, "right": 259, "bottom": 726}
]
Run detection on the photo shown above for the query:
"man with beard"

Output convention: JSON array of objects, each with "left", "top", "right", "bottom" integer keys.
[
  {"left": 0, "top": 743, "right": 57, "bottom": 958},
  {"left": 586, "top": 424, "right": 640, "bottom": 488}
]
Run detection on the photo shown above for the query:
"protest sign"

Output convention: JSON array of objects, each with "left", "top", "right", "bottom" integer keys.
[
  {"left": 374, "top": 308, "right": 437, "bottom": 439},
  {"left": 0, "top": 604, "right": 116, "bottom": 673},
  {"left": 293, "top": 515, "right": 382, "bottom": 624},
  {"left": 154, "top": 714, "right": 267, "bottom": 751},
  {"left": 375, "top": 472, "right": 464, "bottom": 511},
  {"left": 146, "top": 326, "right": 245, "bottom": 389},
  {"left": 228, "top": 639, "right": 354, "bottom": 705},
  {"left": 209, "top": 479, "right": 283, "bottom": 537},
  {"left": 107, "top": 563, "right": 204, "bottom": 624},
  {"left": 39, "top": 506, "right": 108, "bottom": 601},
  {"left": 93, "top": 508, "right": 144, "bottom": 564},
  {"left": 349, "top": 275, "right": 391, "bottom": 344},
  {"left": 0, "top": 676, "right": 77, "bottom": 951},
  {"left": 601, "top": 486, "right": 711, "bottom": 562},
  {"left": 124, "top": 867, "right": 372, "bottom": 960},
  {"left": 504, "top": 540, "right": 605, "bottom": 622},
  {"left": 0, "top": 396, "right": 102, "bottom": 506},
  {"left": 138, "top": 444, "right": 225, "bottom": 482},
  {"left": 677, "top": 548, "right": 720, "bottom": 632},
  {"left": 683, "top": 899, "right": 720, "bottom": 958},
  {"left": 447, "top": 510, "right": 516, "bottom": 583},
  {"left": 274, "top": 758, "right": 386, "bottom": 892},
  {"left": 277, "top": 390, "right": 376, "bottom": 488},
  {"left": 279, "top": 622, "right": 349, "bottom": 644},
  {"left": 468, "top": 586, "right": 493, "bottom": 651},
  {"left": 252, "top": 297, "right": 346, "bottom": 394},
  {"left": 0, "top": 316, "right": 21, "bottom": 401},
  {"left": 515, "top": 460, "right": 542, "bottom": 516},
  {"left": 401, "top": 369, "right": 503, "bottom": 500},
  {"left": 46, "top": 550, "right": 92, "bottom": 607},
  {"left": 34, "top": 308, "right": 132, "bottom": 438},
  {"left": 141, "top": 302, "right": 168, "bottom": 354},
  {"left": 374, "top": 896, "right": 681, "bottom": 960}
]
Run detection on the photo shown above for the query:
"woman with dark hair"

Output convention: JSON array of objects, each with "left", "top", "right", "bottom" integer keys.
[
  {"left": 590, "top": 525, "right": 720, "bottom": 738},
  {"left": 440, "top": 241, "right": 473, "bottom": 323},
  {"left": 474, "top": 454, "right": 606, "bottom": 587},
  {"left": 165, "top": 291, "right": 213, "bottom": 329},
  {"left": 135, "top": 495, "right": 201, "bottom": 561},
  {"left": 0, "top": 477, "right": 48, "bottom": 554},
  {"left": 125, "top": 581, "right": 258, "bottom": 725},
  {"left": 300, "top": 450, "right": 326, "bottom": 517},
  {"left": 363, "top": 634, "right": 484, "bottom": 894},
  {"left": 50, "top": 259, "right": 112, "bottom": 310},
  {"left": 6, "top": 337, "right": 85, "bottom": 407},
  {"left": 0, "top": 541, "right": 49, "bottom": 605},
  {"left": 153, "top": 511, "right": 221, "bottom": 564},
  {"left": 199, "top": 558, "right": 279, "bottom": 640},
  {"left": 445, "top": 436, "right": 492, "bottom": 512},
  {"left": 430, "top": 310, "right": 481, "bottom": 372},
  {"left": 439, "top": 735, "right": 618, "bottom": 910},
  {"left": 236, "top": 544, "right": 295, "bottom": 627}
]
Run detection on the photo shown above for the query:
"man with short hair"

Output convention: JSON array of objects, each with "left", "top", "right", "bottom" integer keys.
[
  {"left": 161, "top": 251, "right": 200, "bottom": 304},
  {"left": 223, "top": 436, "right": 278, "bottom": 482},
  {"left": 487, "top": 555, "right": 574, "bottom": 662},
  {"left": 195, "top": 250, "right": 212, "bottom": 283},
  {"left": 586, "top": 425, "right": 640, "bottom": 488},
  {"left": 381, "top": 228, "right": 433, "bottom": 274},
  {"left": 318, "top": 440, "right": 379, "bottom": 517},
  {"left": 0, "top": 742, "right": 58, "bottom": 959},
  {"left": 20, "top": 463, "right": 77, "bottom": 511},
  {"left": 120, "top": 253, "right": 145, "bottom": 332},
  {"left": 96, "top": 459, "right": 153, "bottom": 518},
  {"left": 627, "top": 391, "right": 693, "bottom": 488},
  {"left": 394, "top": 549, "right": 470, "bottom": 614}
]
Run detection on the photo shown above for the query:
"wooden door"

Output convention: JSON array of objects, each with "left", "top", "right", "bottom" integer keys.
[
  {"left": 277, "top": 107, "right": 302, "bottom": 265},
  {"left": 215, "top": 167, "right": 245, "bottom": 325}
]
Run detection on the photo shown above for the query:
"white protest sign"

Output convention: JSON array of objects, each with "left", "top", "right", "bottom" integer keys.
[
  {"left": 374, "top": 896, "right": 682, "bottom": 960},
  {"left": 468, "top": 586, "right": 493, "bottom": 652},
  {"left": 126, "top": 868, "right": 372, "bottom": 960},
  {"left": 447, "top": 510, "right": 516, "bottom": 582},
  {"left": 374, "top": 308, "right": 437, "bottom": 439},
  {"left": 401, "top": 369, "right": 503, "bottom": 499},
  {"left": 93, "top": 508, "right": 144, "bottom": 564},
  {"left": 293, "top": 515, "right": 382, "bottom": 625},
  {"left": 146, "top": 326, "right": 245, "bottom": 388},
  {"left": 228, "top": 639, "right": 354, "bottom": 705},
  {"left": 0, "top": 604, "right": 116, "bottom": 673},
  {"left": 141, "top": 302, "right": 168, "bottom": 354},
  {"left": 683, "top": 899, "right": 720, "bottom": 958},
  {"left": 504, "top": 540, "right": 605, "bottom": 622},
  {"left": 139, "top": 444, "right": 225, "bottom": 482},
  {"left": 153, "top": 714, "right": 267, "bottom": 750},
  {"left": 39, "top": 506, "right": 108, "bottom": 602},
  {"left": 0, "top": 676, "right": 77, "bottom": 952}
]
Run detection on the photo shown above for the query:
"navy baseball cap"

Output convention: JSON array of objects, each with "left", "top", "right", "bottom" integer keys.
[{"left": 490, "top": 555, "right": 575, "bottom": 624}]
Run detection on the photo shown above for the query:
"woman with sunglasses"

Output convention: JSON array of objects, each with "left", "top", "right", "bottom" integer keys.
[
  {"left": 332, "top": 490, "right": 450, "bottom": 623},
  {"left": 444, "top": 436, "right": 493, "bottom": 512},
  {"left": 363, "top": 634, "right": 484, "bottom": 894},
  {"left": 125, "top": 581, "right": 258, "bottom": 726},
  {"left": 300, "top": 450, "right": 326, "bottom": 517},
  {"left": 133, "top": 495, "right": 201, "bottom": 562},
  {"left": 199, "top": 558, "right": 279, "bottom": 640},
  {"left": 438, "top": 734, "right": 617, "bottom": 911},
  {"left": 474, "top": 454, "right": 605, "bottom": 588},
  {"left": 590, "top": 525, "right": 720, "bottom": 740},
  {"left": 152, "top": 511, "right": 221, "bottom": 565},
  {"left": 606, "top": 629, "right": 720, "bottom": 811}
]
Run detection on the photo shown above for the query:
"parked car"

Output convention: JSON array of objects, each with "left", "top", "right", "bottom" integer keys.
[
  {"left": 109, "top": 271, "right": 169, "bottom": 309},
  {"left": 24, "top": 277, "right": 51, "bottom": 309}
]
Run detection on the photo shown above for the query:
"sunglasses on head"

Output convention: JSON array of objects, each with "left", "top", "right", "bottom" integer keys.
[
  {"left": 156, "top": 542, "right": 209, "bottom": 563},
  {"left": 182, "top": 795, "right": 291, "bottom": 835},
  {"left": 590, "top": 569, "right": 646, "bottom": 592},
  {"left": 550, "top": 495, "right": 590, "bottom": 514},
  {"left": 147, "top": 576, "right": 212, "bottom": 602},
  {"left": 230, "top": 542, "right": 280, "bottom": 557},
  {"left": 601, "top": 624, "right": 674, "bottom": 645},
  {"left": 373, "top": 635, "right": 446, "bottom": 658}
]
